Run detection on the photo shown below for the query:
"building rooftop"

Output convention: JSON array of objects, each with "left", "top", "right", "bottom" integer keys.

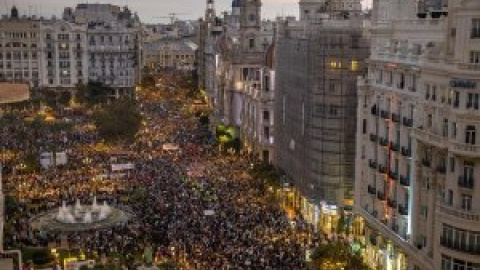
[{"left": 0, "top": 83, "right": 30, "bottom": 104}]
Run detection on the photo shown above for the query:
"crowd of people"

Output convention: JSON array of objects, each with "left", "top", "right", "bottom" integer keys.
[{"left": 1, "top": 72, "right": 319, "bottom": 269}]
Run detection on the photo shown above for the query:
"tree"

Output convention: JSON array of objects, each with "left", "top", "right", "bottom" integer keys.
[
  {"left": 310, "top": 242, "right": 371, "bottom": 270},
  {"left": 74, "top": 82, "right": 87, "bottom": 104},
  {"left": 85, "top": 81, "right": 114, "bottom": 105},
  {"left": 58, "top": 91, "right": 72, "bottom": 107},
  {"left": 93, "top": 99, "right": 142, "bottom": 143}
]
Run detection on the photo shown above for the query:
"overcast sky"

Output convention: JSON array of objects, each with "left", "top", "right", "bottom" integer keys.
[{"left": 8, "top": 0, "right": 372, "bottom": 23}]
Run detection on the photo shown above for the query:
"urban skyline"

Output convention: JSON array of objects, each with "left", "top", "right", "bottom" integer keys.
[{"left": 8, "top": 0, "right": 372, "bottom": 22}]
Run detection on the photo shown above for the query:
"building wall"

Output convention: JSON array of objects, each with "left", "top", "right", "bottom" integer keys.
[
  {"left": 275, "top": 20, "right": 369, "bottom": 207},
  {"left": 0, "top": 14, "right": 42, "bottom": 87},
  {"left": 354, "top": 1, "right": 480, "bottom": 270}
]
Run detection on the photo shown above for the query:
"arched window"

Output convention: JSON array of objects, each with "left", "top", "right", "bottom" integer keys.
[{"left": 465, "top": 125, "right": 476, "bottom": 145}]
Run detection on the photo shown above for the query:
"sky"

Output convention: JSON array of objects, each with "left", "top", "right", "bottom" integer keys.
[{"left": 9, "top": 0, "right": 372, "bottom": 23}]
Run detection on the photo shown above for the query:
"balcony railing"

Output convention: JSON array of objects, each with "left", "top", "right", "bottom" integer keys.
[
  {"left": 369, "top": 159, "right": 378, "bottom": 169},
  {"left": 401, "top": 146, "right": 411, "bottom": 157},
  {"left": 377, "top": 191, "right": 387, "bottom": 201},
  {"left": 390, "top": 142, "right": 400, "bottom": 152},
  {"left": 440, "top": 237, "right": 480, "bottom": 255},
  {"left": 381, "top": 110, "right": 390, "bottom": 119},
  {"left": 403, "top": 117, "right": 413, "bottom": 127},
  {"left": 400, "top": 175, "right": 410, "bottom": 187},
  {"left": 389, "top": 170, "right": 399, "bottom": 181},
  {"left": 450, "top": 142, "right": 480, "bottom": 157},
  {"left": 378, "top": 164, "right": 388, "bottom": 174},
  {"left": 392, "top": 113, "right": 401, "bottom": 123},
  {"left": 368, "top": 185, "right": 377, "bottom": 195},
  {"left": 437, "top": 202, "right": 480, "bottom": 222},
  {"left": 370, "top": 134, "right": 378, "bottom": 142},
  {"left": 458, "top": 176, "right": 474, "bottom": 189},
  {"left": 398, "top": 204, "right": 409, "bottom": 215},
  {"left": 387, "top": 198, "right": 397, "bottom": 208},
  {"left": 421, "top": 159, "right": 431, "bottom": 168},
  {"left": 436, "top": 166, "right": 446, "bottom": 174},
  {"left": 379, "top": 137, "right": 389, "bottom": 147}
]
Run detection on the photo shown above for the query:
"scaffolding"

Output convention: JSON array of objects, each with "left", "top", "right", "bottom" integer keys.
[{"left": 274, "top": 18, "right": 370, "bottom": 207}]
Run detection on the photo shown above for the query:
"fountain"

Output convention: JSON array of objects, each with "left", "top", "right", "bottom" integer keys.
[
  {"left": 33, "top": 196, "right": 130, "bottom": 232},
  {"left": 55, "top": 197, "right": 114, "bottom": 224}
]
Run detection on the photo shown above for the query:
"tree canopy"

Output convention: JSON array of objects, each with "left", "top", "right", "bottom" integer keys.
[
  {"left": 310, "top": 242, "right": 372, "bottom": 270},
  {"left": 93, "top": 99, "right": 142, "bottom": 143}
]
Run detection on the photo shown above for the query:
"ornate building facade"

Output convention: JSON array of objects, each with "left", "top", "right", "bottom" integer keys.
[{"left": 355, "top": 0, "right": 480, "bottom": 269}]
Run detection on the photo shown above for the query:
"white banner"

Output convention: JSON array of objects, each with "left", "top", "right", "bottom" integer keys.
[{"left": 111, "top": 163, "right": 135, "bottom": 171}]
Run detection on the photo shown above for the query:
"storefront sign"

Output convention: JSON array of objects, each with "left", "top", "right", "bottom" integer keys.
[{"left": 450, "top": 79, "right": 476, "bottom": 89}]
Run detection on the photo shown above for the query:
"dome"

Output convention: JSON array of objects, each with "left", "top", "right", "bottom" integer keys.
[{"left": 232, "top": 0, "right": 243, "bottom": 8}]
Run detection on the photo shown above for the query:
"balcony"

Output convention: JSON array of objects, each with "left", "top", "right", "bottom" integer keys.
[
  {"left": 378, "top": 164, "right": 388, "bottom": 174},
  {"left": 436, "top": 166, "right": 446, "bottom": 174},
  {"left": 389, "top": 170, "right": 399, "bottom": 181},
  {"left": 400, "top": 175, "right": 410, "bottom": 187},
  {"left": 421, "top": 159, "right": 431, "bottom": 168},
  {"left": 401, "top": 147, "right": 411, "bottom": 157},
  {"left": 368, "top": 185, "right": 377, "bottom": 195},
  {"left": 369, "top": 134, "right": 378, "bottom": 142},
  {"left": 450, "top": 142, "right": 480, "bottom": 158},
  {"left": 387, "top": 198, "right": 397, "bottom": 208},
  {"left": 437, "top": 202, "right": 480, "bottom": 222},
  {"left": 369, "top": 159, "right": 378, "bottom": 169},
  {"left": 379, "top": 137, "right": 389, "bottom": 147},
  {"left": 391, "top": 113, "right": 401, "bottom": 123},
  {"left": 412, "top": 128, "right": 447, "bottom": 149},
  {"left": 390, "top": 142, "right": 400, "bottom": 152},
  {"left": 403, "top": 117, "right": 413, "bottom": 127},
  {"left": 398, "top": 204, "right": 409, "bottom": 216},
  {"left": 458, "top": 176, "right": 474, "bottom": 189},
  {"left": 380, "top": 110, "right": 390, "bottom": 119},
  {"left": 377, "top": 191, "right": 386, "bottom": 201},
  {"left": 440, "top": 237, "right": 480, "bottom": 255}
]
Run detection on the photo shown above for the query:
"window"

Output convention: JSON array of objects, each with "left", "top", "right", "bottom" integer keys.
[
  {"left": 461, "top": 194, "right": 472, "bottom": 211},
  {"left": 452, "top": 122, "right": 457, "bottom": 139},
  {"left": 362, "top": 119, "right": 367, "bottom": 134},
  {"left": 471, "top": 18, "right": 480, "bottom": 39},
  {"left": 453, "top": 91, "right": 460, "bottom": 108},
  {"left": 450, "top": 157, "right": 455, "bottom": 172},
  {"left": 432, "top": 85, "right": 437, "bottom": 101},
  {"left": 470, "top": 51, "right": 480, "bottom": 64},
  {"left": 263, "top": 111, "right": 270, "bottom": 122},
  {"left": 398, "top": 73, "right": 405, "bottom": 89},
  {"left": 427, "top": 114, "right": 433, "bottom": 128},
  {"left": 249, "top": 39, "right": 255, "bottom": 49},
  {"left": 421, "top": 206, "right": 428, "bottom": 220},
  {"left": 448, "top": 190, "right": 453, "bottom": 205},
  {"left": 425, "top": 84, "right": 430, "bottom": 100},
  {"left": 264, "top": 126, "right": 270, "bottom": 140},
  {"left": 443, "top": 119, "right": 449, "bottom": 137},
  {"left": 351, "top": 60, "right": 359, "bottom": 71},
  {"left": 465, "top": 125, "right": 476, "bottom": 145},
  {"left": 467, "top": 93, "right": 479, "bottom": 109}
]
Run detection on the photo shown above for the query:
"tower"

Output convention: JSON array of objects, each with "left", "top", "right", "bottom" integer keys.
[
  {"left": 240, "top": 0, "right": 262, "bottom": 53},
  {"left": 205, "top": 0, "right": 216, "bottom": 26}
]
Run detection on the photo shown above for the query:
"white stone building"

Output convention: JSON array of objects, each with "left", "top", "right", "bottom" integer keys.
[
  {"left": 144, "top": 39, "right": 197, "bottom": 71},
  {"left": 40, "top": 19, "right": 88, "bottom": 89},
  {"left": 354, "top": 0, "right": 480, "bottom": 270},
  {"left": 0, "top": 7, "right": 41, "bottom": 87},
  {"left": 63, "top": 4, "right": 143, "bottom": 97}
]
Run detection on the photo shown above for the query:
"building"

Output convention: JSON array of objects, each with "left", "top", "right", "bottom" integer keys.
[
  {"left": 354, "top": 0, "right": 480, "bottom": 269},
  {"left": 144, "top": 39, "right": 197, "bottom": 71},
  {"left": 200, "top": 0, "right": 276, "bottom": 162},
  {"left": 274, "top": 0, "right": 369, "bottom": 230},
  {"left": 63, "top": 4, "right": 143, "bottom": 97},
  {"left": 40, "top": 18, "right": 88, "bottom": 90},
  {"left": 0, "top": 7, "right": 42, "bottom": 88}
]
